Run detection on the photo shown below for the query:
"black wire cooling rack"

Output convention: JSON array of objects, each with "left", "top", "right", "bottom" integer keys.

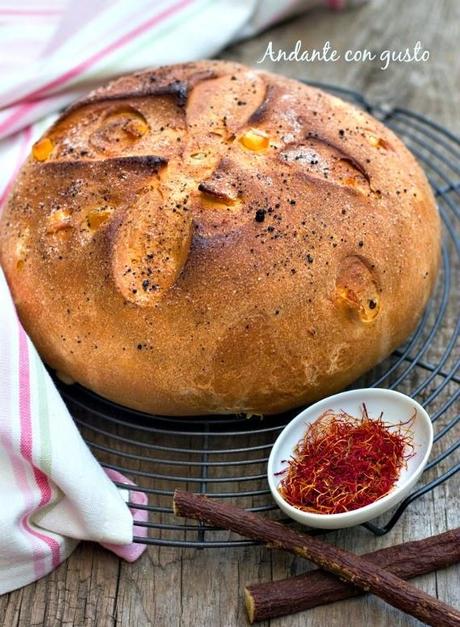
[{"left": 53, "top": 82, "right": 460, "bottom": 547}]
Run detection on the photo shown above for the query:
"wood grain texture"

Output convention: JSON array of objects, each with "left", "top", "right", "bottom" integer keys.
[
  {"left": 172, "top": 491, "right": 460, "bottom": 626},
  {"left": 1, "top": 0, "right": 458, "bottom": 625},
  {"left": 245, "top": 528, "right": 460, "bottom": 622}
]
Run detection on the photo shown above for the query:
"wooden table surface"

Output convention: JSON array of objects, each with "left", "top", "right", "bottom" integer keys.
[{"left": 2, "top": 0, "right": 459, "bottom": 625}]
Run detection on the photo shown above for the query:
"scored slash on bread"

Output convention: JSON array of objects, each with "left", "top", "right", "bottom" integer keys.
[{"left": 0, "top": 61, "right": 440, "bottom": 415}]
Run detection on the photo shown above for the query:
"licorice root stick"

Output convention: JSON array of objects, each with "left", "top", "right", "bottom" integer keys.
[
  {"left": 245, "top": 528, "right": 460, "bottom": 622},
  {"left": 173, "top": 491, "right": 460, "bottom": 627}
]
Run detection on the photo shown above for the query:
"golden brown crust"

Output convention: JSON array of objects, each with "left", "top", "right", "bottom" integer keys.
[{"left": 0, "top": 61, "right": 440, "bottom": 415}]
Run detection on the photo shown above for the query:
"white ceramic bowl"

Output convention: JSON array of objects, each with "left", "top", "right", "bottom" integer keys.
[{"left": 268, "top": 388, "right": 433, "bottom": 529}]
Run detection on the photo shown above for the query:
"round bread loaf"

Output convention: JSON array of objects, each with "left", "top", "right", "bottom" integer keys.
[{"left": 0, "top": 61, "right": 440, "bottom": 415}]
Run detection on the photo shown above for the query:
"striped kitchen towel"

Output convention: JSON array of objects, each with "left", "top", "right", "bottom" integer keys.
[
  {"left": 0, "top": 0, "right": 364, "bottom": 594},
  {"left": 0, "top": 266, "right": 148, "bottom": 594}
]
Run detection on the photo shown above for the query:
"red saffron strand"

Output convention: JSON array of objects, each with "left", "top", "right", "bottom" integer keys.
[{"left": 277, "top": 404, "right": 416, "bottom": 515}]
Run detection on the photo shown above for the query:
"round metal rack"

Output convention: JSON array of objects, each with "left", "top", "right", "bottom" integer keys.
[{"left": 54, "top": 82, "right": 460, "bottom": 547}]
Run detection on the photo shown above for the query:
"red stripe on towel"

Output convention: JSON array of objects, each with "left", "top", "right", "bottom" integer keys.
[
  {"left": 0, "top": 0, "right": 195, "bottom": 135},
  {"left": 18, "top": 324, "right": 61, "bottom": 568}
]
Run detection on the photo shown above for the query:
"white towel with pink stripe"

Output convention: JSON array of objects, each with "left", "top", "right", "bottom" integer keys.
[{"left": 0, "top": 0, "right": 363, "bottom": 594}]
